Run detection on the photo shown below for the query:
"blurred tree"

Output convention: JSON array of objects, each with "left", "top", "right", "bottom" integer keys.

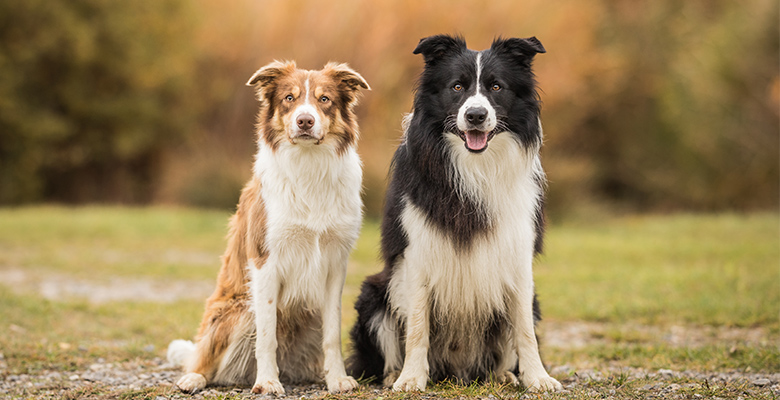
[
  {"left": 0, "top": 0, "right": 198, "bottom": 203},
  {"left": 547, "top": 0, "right": 779, "bottom": 213},
  {"left": 1, "top": 0, "right": 776, "bottom": 215}
]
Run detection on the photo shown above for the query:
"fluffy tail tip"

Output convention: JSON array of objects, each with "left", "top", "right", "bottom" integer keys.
[{"left": 167, "top": 339, "right": 195, "bottom": 366}]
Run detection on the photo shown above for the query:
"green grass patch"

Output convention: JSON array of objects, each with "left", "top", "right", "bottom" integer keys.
[
  {"left": 545, "top": 342, "right": 780, "bottom": 372},
  {"left": 0, "top": 288, "right": 202, "bottom": 374},
  {"left": 0, "top": 207, "right": 778, "bottom": 383},
  {"left": 536, "top": 213, "right": 779, "bottom": 327},
  {"left": 0, "top": 206, "right": 230, "bottom": 281}
]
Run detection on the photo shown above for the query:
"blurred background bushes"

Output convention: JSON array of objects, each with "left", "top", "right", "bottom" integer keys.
[{"left": 0, "top": 0, "right": 777, "bottom": 217}]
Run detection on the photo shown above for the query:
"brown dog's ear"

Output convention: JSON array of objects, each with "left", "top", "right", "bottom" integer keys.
[
  {"left": 246, "top": 60, "right": 296, "bottom": 88},
  {"left": 324, "top": 62, "right": 371, "bottom": 91}
]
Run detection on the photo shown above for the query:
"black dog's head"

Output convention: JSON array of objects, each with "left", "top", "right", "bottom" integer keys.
[{"left": 412, "top": 34, "right": 545, "bottom": 153}]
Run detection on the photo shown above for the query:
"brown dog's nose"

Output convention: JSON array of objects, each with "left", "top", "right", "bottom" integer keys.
[{"left": 297, "top": 114, "right": 315, "bottom": 130}]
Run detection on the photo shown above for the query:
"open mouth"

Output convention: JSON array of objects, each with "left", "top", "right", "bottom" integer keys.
[{"left": 458, "top": 130, "right": 495, "bottom": 153}]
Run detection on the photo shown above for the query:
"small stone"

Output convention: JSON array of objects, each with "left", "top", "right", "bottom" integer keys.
[
  {"left": 552, "top": 365, "right": 573, "bottom": 375},
  {"left": 658, "top": 369, "right": 674, "bottom": 378},
  {"left": 78, "top": 345, "right": 88, "bottom": 352},
  {"left": 143, "top": 344, "right": 156, "bottom": 352},
  {"left": 69, "top": 374, "right": 80, "bottom": 381},
  {"left": 693, "top": 394, "right": 703, "bottom": 399},
  {"left": 58, "top": 342, "right": 72, "bottom": 350},
  {"left": 752, "top": 378, "right": 771, "bottom": 387}
]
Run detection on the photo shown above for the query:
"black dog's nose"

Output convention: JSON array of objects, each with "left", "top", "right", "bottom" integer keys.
[
  {"left": 465, "top": 107, "right": 487, "bottom": 124},
  {"left": 297, "top": 114, "right": 315, "bottom": 130}
]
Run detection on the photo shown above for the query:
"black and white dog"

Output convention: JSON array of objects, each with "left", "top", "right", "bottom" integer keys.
[{"left": 348, "top": 35, "right": 562, "bottom": 393}]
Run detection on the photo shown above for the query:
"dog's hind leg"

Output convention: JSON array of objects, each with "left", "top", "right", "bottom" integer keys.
[
  {"left": 373, "top": 312, "right": 403, "bottom": 387},
  {"left": 493, "top": 323, "right": 519, "bottom": 386},
  {"left": 347, "top": 272, "right": 398, "bottom": 385},
  {"left": 176, "top": 304, "right": 243, "bottom": 393}
]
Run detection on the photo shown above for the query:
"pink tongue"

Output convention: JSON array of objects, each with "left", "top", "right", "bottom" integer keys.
[{"left": 465, "top": 131, "right": 488, "bottom": 150}]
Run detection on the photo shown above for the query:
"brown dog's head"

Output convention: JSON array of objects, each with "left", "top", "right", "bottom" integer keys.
[{"left": 247, "top": 61, "right": 370, "bottom": 153}]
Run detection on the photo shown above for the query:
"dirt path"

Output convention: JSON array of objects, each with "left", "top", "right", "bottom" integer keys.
[
  {"left": 0, "top": 268, "right": 214, "bottom": 304},
  {"left": 1, "top": 356, "right": 778, "bottom": 399},
  {"left": 1, "top": 268, "right": 777, "bottom": 399}
]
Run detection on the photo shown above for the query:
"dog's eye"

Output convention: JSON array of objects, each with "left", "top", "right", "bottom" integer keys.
[
  {"left": 453, "top": 83, "right": 463, "bottom": 92},
  {"left": 285, "top": 95, "right": 294, "bottom": 102},
  {"left": 320, "top": 95, "right": 329, "bottom": 103},
  {"left": 491, "top": 84, "right": 501, "bottom": 92}
]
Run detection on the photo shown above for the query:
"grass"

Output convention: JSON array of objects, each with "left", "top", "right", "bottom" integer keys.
[
  {"left": 535, "top": 213, "right": 779, "bottom": 327},
  {"left": 0, "top": 206, "right": 778, "bottom": 399}
]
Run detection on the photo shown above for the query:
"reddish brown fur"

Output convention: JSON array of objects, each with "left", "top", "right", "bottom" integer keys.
[
  {"left": 251, "top": 61, "right": 368, "bottom": 155},
  {"left": 181, "top": 61, "right": 368, "bottom": 388},
  {"left": 188, "top": 178, "right": 264, "bottom": 381}
]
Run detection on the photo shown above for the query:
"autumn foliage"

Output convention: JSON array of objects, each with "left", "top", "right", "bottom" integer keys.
[{"left": 1, "top": 0, "right": 777, "bottom": 216}]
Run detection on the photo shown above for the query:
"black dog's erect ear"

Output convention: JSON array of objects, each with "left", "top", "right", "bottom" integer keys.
[
  {"left": 413, "top": 35, "right": 468, "bottom": 64},
  {"left": 491, "top": 36, "right": 546, "bottom": 62}
]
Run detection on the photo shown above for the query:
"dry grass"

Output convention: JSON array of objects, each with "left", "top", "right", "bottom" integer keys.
[{"left": 0, "top": 207, "right": 777, "bottom": 399}]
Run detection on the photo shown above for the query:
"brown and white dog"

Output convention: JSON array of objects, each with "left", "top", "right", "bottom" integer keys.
[{"left": 167, "top": 60, "right": 369, "bottom": 395}]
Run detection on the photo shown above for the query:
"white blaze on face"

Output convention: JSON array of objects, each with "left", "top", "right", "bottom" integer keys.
[
  {"left": 456, "top": 53, "right": 497, "bottom": 152},
  {"left": 292, "top": 77, "right": 323, "bottom": 140}
]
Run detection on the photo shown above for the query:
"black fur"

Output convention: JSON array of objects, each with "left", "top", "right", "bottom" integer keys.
[
  {"left": 348, "top": 271, "right": 391, "bottom": 381},
  {"left": 348, "top": 35, "right": 547, "bottom": 384}
]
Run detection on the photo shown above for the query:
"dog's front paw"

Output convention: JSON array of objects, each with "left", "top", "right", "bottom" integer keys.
[
  {"left": 392, "top": 371, "right": 427, "bottom": 392},
  {"left": 524, "top": 375, "right": 562, "bottom": 392},
  {"left": 326, "top": 375, "right": 358, "bottom": 393},
  {"left": 251, "top": 379, "right": 285, "bottom": 395},
  {"left": 176, "top": 372, "right": 206, "bottom": 393},
  {"left": 383, "top": 370, "right": 400, "bottom": 387},
  {"left": 495, "top": 370, "right": 519, "bottom": 386}
]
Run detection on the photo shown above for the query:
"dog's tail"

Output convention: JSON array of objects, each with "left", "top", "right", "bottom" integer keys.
[{"left": 167, "top": 339, "right": 196, "bottom": 367}]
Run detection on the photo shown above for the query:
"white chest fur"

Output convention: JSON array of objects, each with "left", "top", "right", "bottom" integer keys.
[
  {"left": 389, "top": 133, "right": 543, "bottom": 322},
  {"left": 253, "top": 143, "right": 363, "bottom": 307}
]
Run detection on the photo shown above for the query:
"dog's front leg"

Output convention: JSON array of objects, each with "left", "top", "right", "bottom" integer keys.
[
  {"left": 511, "top": 275, "right": 561, "bottom": 392},
  {"left": 321, "top": 248, "right": 358, "bottom": 393},
  {"left": 392, "top": 281, "right": 430, "bottom": 392},
  {"left": 249, "top": 257, "right": 285, "bottom": 395}
]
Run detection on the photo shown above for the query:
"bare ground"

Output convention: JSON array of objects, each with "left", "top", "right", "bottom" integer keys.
[
  {"left": 0, "top": 269, "right": 777, "bottom": 399},
  {"left": 1, "top": 355, "right": 778, "bottom": 400}
]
